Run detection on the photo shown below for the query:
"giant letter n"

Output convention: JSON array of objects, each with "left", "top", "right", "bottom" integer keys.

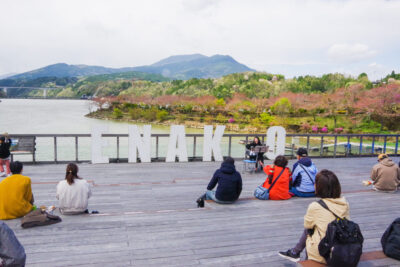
[{"left": 128, "top": 125, "right": 151, "bottom": 163}]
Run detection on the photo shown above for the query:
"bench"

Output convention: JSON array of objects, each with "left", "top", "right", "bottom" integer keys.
[
  {"left": 10, "top": 136, "right": 36, "bottom": 163},
  {"left": 297, "top": 251, "right": 388, "bottom": 266}
]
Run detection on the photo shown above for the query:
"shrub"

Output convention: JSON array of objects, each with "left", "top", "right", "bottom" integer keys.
[
  {"left": 260, "top": 112, "right": 274, "bottom": 125},
  {"left": 334, "top": 127, "right": 343, "bottom": 133},
  {"left": 156, "top": 110, "right": 169, "bottom": 121},
  {"left": 129, "top": 108, "right": 142, "bottom": 120},
  {"left": 216, "top": 114, "right": 227, "bottom": 123},
  {"left": 142, "top": 108, "right": 157, "bottom": 121},
  {"left": 321, "top": 126, "right": 328, "bottom": 133},
  {"left": 112, "top": 108, "right": 123, "bottom": 119},
  {"left": 312, "top": 126, "right": 319, "bottom": 133}
]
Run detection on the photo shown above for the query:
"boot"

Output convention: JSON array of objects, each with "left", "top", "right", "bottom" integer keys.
[{"left": 196, "top": 194, "right": 206, "bottom": 208}]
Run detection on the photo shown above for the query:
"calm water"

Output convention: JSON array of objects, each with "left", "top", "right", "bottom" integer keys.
[
  {"left": 0, "top": 99, "right": 201, "bottom": 134},
  {"left": 0, "top": 99, "right": 240, "bottom": 161}
]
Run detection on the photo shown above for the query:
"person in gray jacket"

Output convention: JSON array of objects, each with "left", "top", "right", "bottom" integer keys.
[{"left": 0, "top": 221, "right": 26, "bottom": 266}]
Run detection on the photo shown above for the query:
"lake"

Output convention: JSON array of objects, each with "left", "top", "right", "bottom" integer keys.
[{"left": 0, "top": 99, "right": 246, "bottom": 162}]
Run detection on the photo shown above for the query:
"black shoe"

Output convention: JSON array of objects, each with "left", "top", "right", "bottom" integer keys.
[
  {"left": 278, "top": 249, "right": 300, "bottom": 262},
  {"left": 196, "top": 197, "right": 205, "bottom": 208}
]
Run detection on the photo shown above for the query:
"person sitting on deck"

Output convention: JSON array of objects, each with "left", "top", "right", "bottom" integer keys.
[
  {"left": 56, "top": 163, "right": 92, "bottom": 215},
  {"left": 196, "top": 157, "right": 242, "bottom": 207},
  {"left": 290, "top": 148, "right": 318, "bottom": 197},
  {"left": 245, "top": 136, "right": 265, "bottom": 171},
  {"left": 261, "top": 155, "right": 292, "bottom": 200},
  {"left": 0, "top": 221, "right": 26, "bottom": 266},
  {"left": 0, "top": 161, "right": 35, "bottom": 220},
  {"left": 278, "top": 169, "right": 350, "bottom": 263},
  {"left": 362, "top": 154, "right": 400, "bottom": 192}
]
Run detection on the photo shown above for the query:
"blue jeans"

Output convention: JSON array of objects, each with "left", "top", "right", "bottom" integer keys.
[
  {"left": 290, "top": 187, "right": 315, "bottom": 198},
  {"left": 205, "top": 190, "right": 235, "bottom": 204}
]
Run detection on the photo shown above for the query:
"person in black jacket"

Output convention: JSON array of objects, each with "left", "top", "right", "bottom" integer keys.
[
  {"left": 0, "top": 135, "right": 12, "bottom": 177},
  {"left": 196, "top": 157, "right": 242, "bottom": 207},
  {"left": 245, "top": 136, "right": 265, "bottom": 170}
]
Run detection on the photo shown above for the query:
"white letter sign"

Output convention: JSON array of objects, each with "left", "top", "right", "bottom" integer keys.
[
  {"left": 203, "top": 125, "right": 225, "bottom": 161},
  {"left": 128, "top": 125, "right": 151, "bottom": 163},
  {"left": 91, "top": 125, "right": 109, "bottom": 164},
  {"left": 166, "top": 125, "right": 188, "bottom": 162}
]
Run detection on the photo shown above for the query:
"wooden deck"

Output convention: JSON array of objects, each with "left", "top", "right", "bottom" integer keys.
[{"left": 2, "top": 157, "right": 400, "bottom": 266}]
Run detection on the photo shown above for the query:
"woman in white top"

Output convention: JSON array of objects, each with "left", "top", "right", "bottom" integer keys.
[{"left": 56, "top": 163, "right": 92, "bottom": 215}]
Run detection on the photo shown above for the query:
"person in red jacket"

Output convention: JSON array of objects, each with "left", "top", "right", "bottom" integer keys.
[{"left": 262, "top": 155, "right": 292, "bottom": 200}]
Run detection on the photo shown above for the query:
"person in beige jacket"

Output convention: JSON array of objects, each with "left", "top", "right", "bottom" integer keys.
[
  {"left": 370, "top": 154, "right": 400, "bottom": 192},
  {"left": 279, "top": 170, "right": 350, "bottom": 263}
]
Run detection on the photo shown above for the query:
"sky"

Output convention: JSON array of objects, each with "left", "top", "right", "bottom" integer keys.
[{"left": 0, "top": 0, "right": 399, "bottom": 80}]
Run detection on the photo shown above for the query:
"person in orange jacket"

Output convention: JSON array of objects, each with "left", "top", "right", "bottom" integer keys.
[{"left": 261, "top": 155, "right": 292, "bottom": 200}]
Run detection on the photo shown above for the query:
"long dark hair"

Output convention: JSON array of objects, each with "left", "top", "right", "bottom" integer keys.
[
  {"left": 65, "top": 163, "right": 81, "bottom": 185},
  {"left": 268, "top": 155, "right": 288, "bottom": 184}
]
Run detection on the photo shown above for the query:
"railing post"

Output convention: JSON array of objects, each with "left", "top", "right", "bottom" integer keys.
[
  {"left": 54, "top": 136, "right": 57, "bottom": 163},
  {"left": 333, "top": 135, "right": 337, "bottom": 158},
  {"left": 320, "top": 136, "right": 324, "bottom": 157},
  {"left": 228, "top": 135, "right": 232, "bottom": 157},
  {"left": 359, "top": 136, "right": 363, "bottom": 156},
  {"left": 395, "top": 136, "right": 399, "bottom": 156},
  {"left": 383, "top": 136, "right": 387, "bottom": 154},
  {"left": 306, "top": 136, "right": 310, "bottom": 153},
  {"left": 33, "top": 136, "right": 36, "bottom": 164},
  {"left": 116, "top": 136, "right": 120, "bottom": 163},
  {"left": 372, "top": 136, "right": 375, "bottom": 155},
  {"left": 193, "top": 136, "right": 197, "bottom": 158},
  {"left": 75, "top": 136, "right": 79, "bottom": 162},
  {"left": 156, "top": 136, "right": 159, "bottom": 159},
  {"left": 346, "top": 136, "right": 350, "bottom": 156}
]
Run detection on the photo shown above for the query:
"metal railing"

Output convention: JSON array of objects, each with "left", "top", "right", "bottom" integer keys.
[{"left": 9, "top": 133, "right": 400, "bottom": 164}]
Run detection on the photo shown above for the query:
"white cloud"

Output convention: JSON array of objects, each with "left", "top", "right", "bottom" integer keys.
[
  {"left": 0, "top": 0, "right": 399, "bottom": 79},
  {"left": 328, "top": 43, "right": 376, "bottom": 63}
]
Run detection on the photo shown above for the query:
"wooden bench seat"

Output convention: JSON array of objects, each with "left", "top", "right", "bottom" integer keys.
[
  {"left": 10, "top": 136, "right": 36, "bottom": 163},
  {"left": 297, "top": 251, "right": 388, "bottom": 266}
]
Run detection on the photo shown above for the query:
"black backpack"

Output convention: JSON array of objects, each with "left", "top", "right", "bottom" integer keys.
[
  {"left": 381, "top": 217, "right": 400, "bottom": 260},
  {"left": 317, "top": 200, "right": 364, "bottom": 267}
]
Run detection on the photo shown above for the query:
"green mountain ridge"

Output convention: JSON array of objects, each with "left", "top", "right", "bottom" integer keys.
[{"left": 6, "top": 54, "right": 254, "bottom": 81}]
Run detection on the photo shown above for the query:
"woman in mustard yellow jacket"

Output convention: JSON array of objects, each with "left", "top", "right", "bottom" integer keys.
[
  {"left": 0, "top": 161, "right": 34, "bottom": 220},
  {"left": 278, "top": 169, "right": 350, "bottom": 263}
]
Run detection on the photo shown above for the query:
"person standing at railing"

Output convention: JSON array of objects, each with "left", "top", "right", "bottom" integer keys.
[
  {"left": 0, "top": 134, "right": 12, "bottom": 177},
  {"left": 362, "top": 154, "right": 400, "bottom": 192},
  {"left": 290, "top": 148, "right": 318, "bottom": 197}
]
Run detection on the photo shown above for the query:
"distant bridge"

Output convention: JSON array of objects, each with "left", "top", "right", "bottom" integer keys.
[{"left": 0, "top": 86, "right": 63, "bottom": 98}]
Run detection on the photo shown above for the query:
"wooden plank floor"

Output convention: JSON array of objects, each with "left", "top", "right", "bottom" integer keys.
[{"left": 1, "top": 157, "right": 400, "bottom": 266}]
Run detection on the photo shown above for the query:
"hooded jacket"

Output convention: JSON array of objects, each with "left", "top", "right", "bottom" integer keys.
[
  {"left": 207, "top": 162, "right": 242, "bottom": 201},
  {"left": 371, "top": 158, "right": 400, "bottom": 192},
  {"left": 292, "top": 157, "right": 318, "bottom": 193},
  {"left": 304, "top": 197, "right": 350, "bottom": 263}
]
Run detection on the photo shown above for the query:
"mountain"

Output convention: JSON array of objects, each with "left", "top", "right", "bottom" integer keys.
[
  {"left": 0, "top": 73, "right": 17, "bottom": 79},
  {"left": 6, "top": 54, "right": 254, "bottom": 81},
  {"left": 7, "top": 63, "right": 137, "bottom": 80},
  {"left": 133, "top": 54, "right": 254, "bottom": 79},
  {"left": 151, "top": 54, "right": 207, "bottom": 67}
]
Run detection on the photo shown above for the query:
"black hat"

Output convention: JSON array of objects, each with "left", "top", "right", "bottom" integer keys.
[{"left": 297, "top": 148, "right": 308, "bottom": 157}]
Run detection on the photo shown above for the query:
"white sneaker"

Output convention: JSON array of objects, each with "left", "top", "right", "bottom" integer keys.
[{"left": 0, "top": 172, "right": 6, "bottom": 177}]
